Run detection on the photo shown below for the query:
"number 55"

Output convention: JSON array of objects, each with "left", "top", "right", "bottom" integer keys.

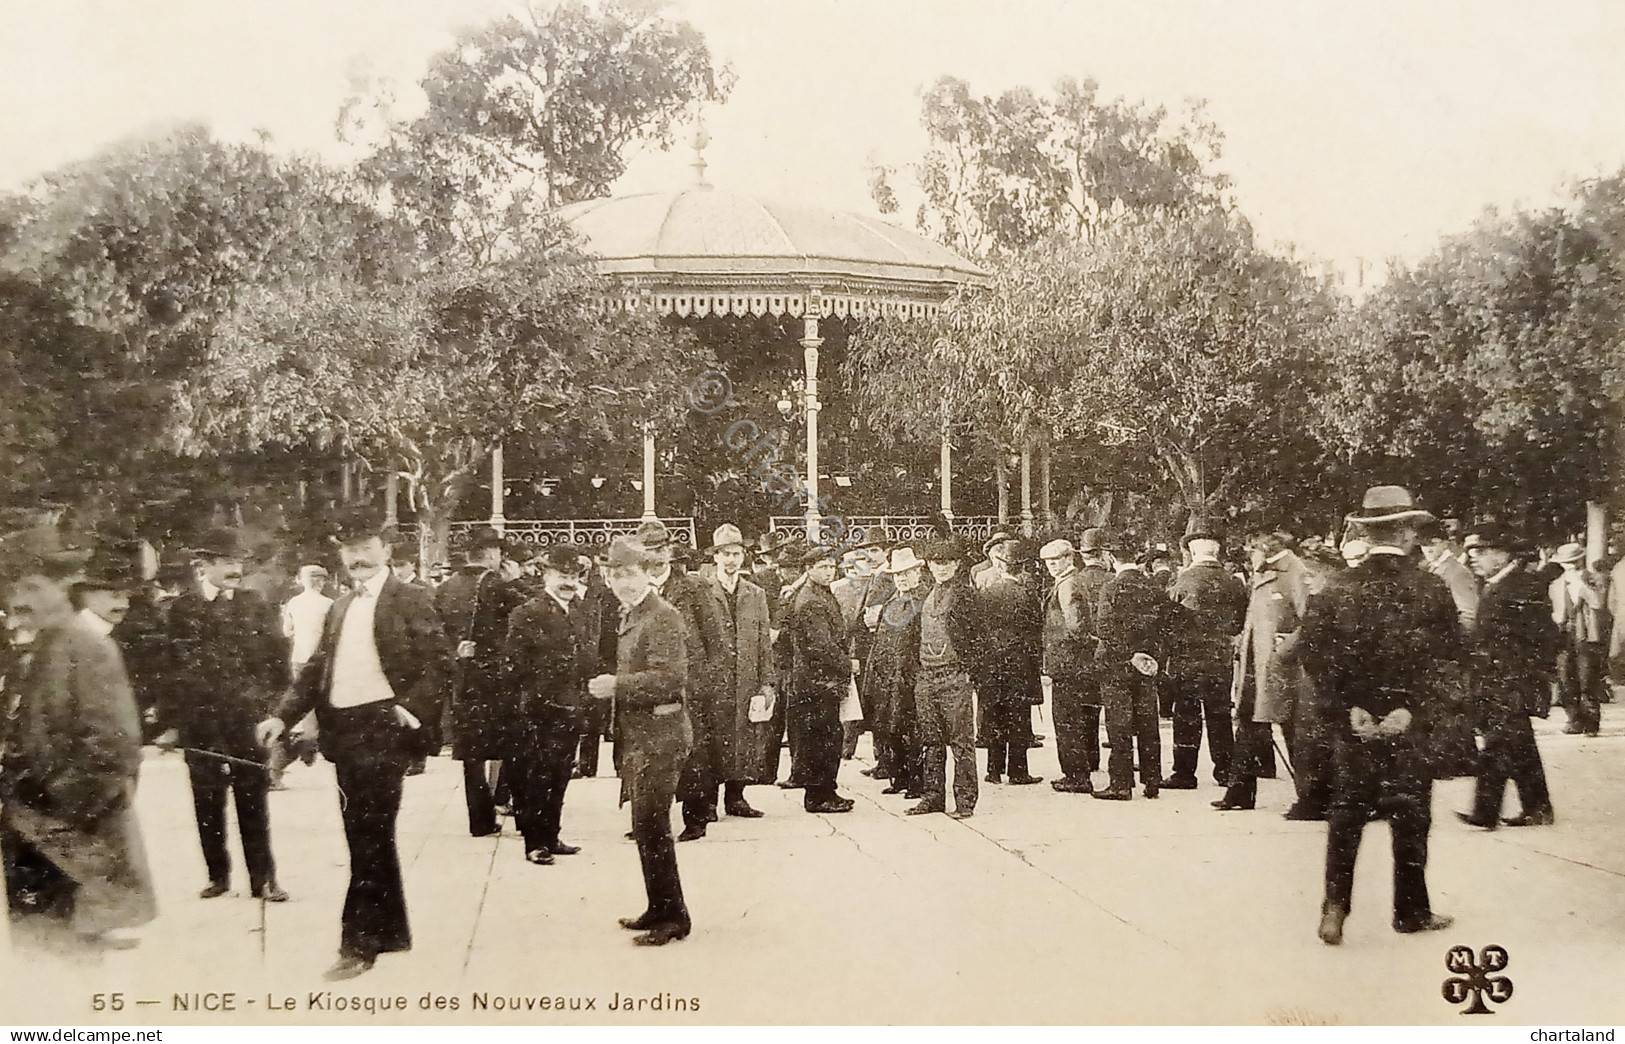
[{"left": 92, "top": 993, "right": 125, "bottom": 1011}]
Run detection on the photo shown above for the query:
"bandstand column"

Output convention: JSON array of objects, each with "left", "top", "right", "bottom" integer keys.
[
  {"left": 1040, "top": 438, "right": 1053, "bottom": 524},
  {"left": 1020, "top": 440, "right": 1034, "bottom": 536},
  {"left": 642, "top": 424, "right": 658, "bottom": 520},
  {"left": 939, "top": 423, "right": 954, "bottom": 521},
  {"left": 996, "top": 455, "right": 1009, "bottom": 525},
  {"left": 489, "top": 443, "right": 506, "bottom": 534},
  {"left": 802, "top": 314, "right": 824, "bottom": 542},
  {"left": 385, "top": 470, "right": 399, "bottom": 528}
]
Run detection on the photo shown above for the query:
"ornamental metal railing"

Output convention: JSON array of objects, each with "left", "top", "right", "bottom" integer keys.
[
  {"left": 441, "top": 516, "right": 697, "bottom": 552},
  {"left": 768, "top": 514, "right": 1004, "bottom": 545}
]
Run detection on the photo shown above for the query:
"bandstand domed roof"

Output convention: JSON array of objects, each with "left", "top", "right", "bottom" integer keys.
[{"left": 555, "top": 186, "right": 986, "bottom": 320}]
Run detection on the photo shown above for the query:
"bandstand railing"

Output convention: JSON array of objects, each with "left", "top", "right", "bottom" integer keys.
[
  {"left": 769, "top": 515, "right": 1003, "bottom": 546},
  {"left": 440, "top": 517, "right": 697, "bottom": 553}
]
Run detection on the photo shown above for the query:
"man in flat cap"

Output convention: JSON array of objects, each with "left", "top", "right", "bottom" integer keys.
[
  {"left": 1039, "top": 538, "right": 1096, "bottom": 793},
  {"left": 787, "top": 545, "right": 855, "bottom": 813},
  {"left": 435, "top": 527, "right": 522, "bottom": 837},
  {"left": 2, "top": 538, "right": 156, "bottom": 949},
  {"left": 1459, "top": 524, "right": 1558, "bottom": 828},
  {"left": 911, "top": 537, "right": 983, "bottom": 817},
  {"left": 1299, "top": 487, "right": 1462, "bottom": 944},
  {"left": 257, "top": 512, "right": 449, "bottom": 979},
  {"left": 158, "top": 527, "right": 290, "bottom": 902},
  {"left": 699, "top": 524, "right": 774, "bottom": 820},
  {"left": 1165, "top": 529, "right": 1248, "bottom": 789},
  {"left": 636, "top": 520, "right": 728, "bottom": 839},
  {"left": 503, "top": 546, "right": 595, "bottom": 864}
]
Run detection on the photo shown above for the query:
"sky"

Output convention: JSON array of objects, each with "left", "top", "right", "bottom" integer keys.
[{"left": 3, "top": 0, "right": 1624, "bottom": 282}]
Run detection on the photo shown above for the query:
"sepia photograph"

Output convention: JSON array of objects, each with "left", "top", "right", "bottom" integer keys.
[{"left": 1, "top": 0, "right": 1623, "bottom": 1030}]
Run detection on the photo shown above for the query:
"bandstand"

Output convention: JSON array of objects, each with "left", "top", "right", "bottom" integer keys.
[{"left": 446, "top": 142, "right": 1005, "bottom": 553}]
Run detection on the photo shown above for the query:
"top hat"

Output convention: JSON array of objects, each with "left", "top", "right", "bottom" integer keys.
[
  {"left": 1077, "top": 527, "right": 1105, "bottom": 553},
  {"left": 186, "top": 526, "right": 247, "bottom": 560},
  {"left": 710, "top": 524, "right": 746, "bottom": 553},
  {"left": 884, "top": 546, "right": 925, "bottom": 573},
  {"left": 1551, "top": 542, "right": 1586, "bottom": 566},
  {"left": 636, "top": 520, "right": 673, "bottom": 550},
  {"left": 1038, "top": 538, "right": 1075, "bottom": 561},
  {"left": 1345, "top": 486, "right": 1436, "bottom": 525}
]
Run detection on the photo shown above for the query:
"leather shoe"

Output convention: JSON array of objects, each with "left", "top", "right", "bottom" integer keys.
[
  {"left": 1051, "top": 778, "right": 1093, "bottom": 793},
  {"left": 984, "top": 773, "right": 1002, "bottom": 784},
  {"left": 704, "top": 806, "right": 719, "bottom": 823},
  {"left": 905, "top": 802, "right": 945, "bottom": 816},
  {"left": 805, "top": 798, "right": 854, "bottom": 814},
  {"left": 252, "top": 883, "right": 289, "bottom": 902},
  {"left": 1007, "top": 774, "right": 1044, "bottom": 785},
  {"left": 323, "top": 954, "right": 375, "bottom": 981},
  {"left": 1318, "top": 907, "right": 1347, "bottom": 946},
  {"left": 1159, "top": 775, "right": 1198, "bottom": 790},
  {"left": 1455, "top": 811, "right": 1497, "bottom": 830},
  {"left": 676, "top": 825, "right": 707, "bottom": 842},
  {"left": 633, "top": 920, "right": 691, "bottom": 946},
  {"left": 550, "top": 841, "right": 582, "bottom": 855},
  {"left": 525, "top": 848, "right": 555, "bottom": 865},
  {"left": 618, "top": 911, "right": 657, "bottom": 931},
  {"left": 1394, "top": 913, "right": 1454, "bottom": 934},
  {"left": 725, "top": 802, "right": 764, "bottom": 819},
  {"left": 77, "top": 930, "right": 140, "bottom": 951},
  {"left": 199, "top": 881, "right": 229, "bottom": 899},
  {"left": 881, "top": 783, "right": 908, "bottom": 794},
  {"left": 1283, "top": 805, "right": 1328, "bottom": 822},
  {"left": 776, "top": 778, "right": 806, "bottom": 789},
  {"left": 947, "top": 808, "right": 975, "bottom": 820},
  {"left": 1092, "top": 788, "right": 1133, "bottom": 801},
  {"left": 1502, "top": 807, "right": 1556, "bottom": 827},
  {"left": 1142, "top": 783, "right": 1159, "bottom": 799}
]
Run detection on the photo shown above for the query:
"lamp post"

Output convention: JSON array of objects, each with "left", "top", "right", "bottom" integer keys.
[{"left": 801, "top": 313, "right": 824, "bottom": 542}]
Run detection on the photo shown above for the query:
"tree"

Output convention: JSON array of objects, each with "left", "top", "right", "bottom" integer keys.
[
  {"left": 192, "top": 226, "right": 710, "bottom": 563},
  {"left": 870, "top": 75, "right": 1228, "bottom": 258},
  {"left": 341, "top": 0, "right": 733, "bottom": 263}
]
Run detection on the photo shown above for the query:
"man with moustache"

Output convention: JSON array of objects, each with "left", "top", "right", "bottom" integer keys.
[
  {"left": 157, "top": 528, "right": 290, "bottom": 903},
  {"left": 1, "top": 536, "right": 156, "bottom": 949},
  {"left": 864, "top": 545, "right": 929, "bottom": 801},
  {"left": 1164, "top": 530, "right": 1249, "bottom": 789},
  {"left": 591, "top": 536, "right": 692, "bottom": 946},
  {"left": 436, "top": 528, "right": 522, "bottom": 837},
  {"left": 256, "top": 513, "right": 449, "bottom": 980},
  {"left": 503, "top": 547, "right": 594, "bottom": 864},
  {"left": 1457, "top": 524, "right": 1559, "bottom": 829},
  {"left": 787, "top": 546, "right": 856, "bottom": 814},
  {"left": 1300, "top": 487, "right": 1461, "bottom": 945},
  {"left": 702, "top": 525, "right": 774, "bottom": 819},
  {"left": 1040, "top": 538, "right": 1097, "bottom": 794}
]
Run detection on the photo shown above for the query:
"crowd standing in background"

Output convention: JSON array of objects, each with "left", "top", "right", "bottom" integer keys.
[{"left": 2, "top": 485, "right": 1620, "bottom": 975}]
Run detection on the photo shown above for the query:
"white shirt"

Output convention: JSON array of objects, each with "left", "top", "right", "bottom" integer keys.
[
  {"left": 282, "top": 589, "right": 334, "bottom": 667},
  {"left": 200, "top": 578, "right": 233, "bottom": 602},
  {"left": 328, "top": 571, "right": 395, "bottom": 709},
  {"left": 76, "top": 607, "right": 115, "bottom": 637}
]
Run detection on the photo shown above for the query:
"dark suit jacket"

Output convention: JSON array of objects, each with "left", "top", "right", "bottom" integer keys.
[
  {"left": 789, "top": 582, "right": 849, "bottom": 695},
  {"left": 1095, "top": 568, "right": 1183, "bottom": 679},
  {"left": 278, "top": 576, "right": 450, "bottom": 761},
  {"left": 1474, "top": 565, "right": 1559, "bottom": 721},
  {"left": 1169, "top": 560, "right": 1249, "bottom": 670},
  {"left": 436, "top": 567, "right": 522, "bottom": 758},
  {"left": 613, "top": 592, "right": 692, "bottom": 783},
  {"left": 161, "top": 587, "right": 289, "bottom": 756},
  {"left": 656, "top": 566, "right": 726, "bottom": 701},
  {"left": 504, "top": 593, "right": 593, "bottom": 738}
]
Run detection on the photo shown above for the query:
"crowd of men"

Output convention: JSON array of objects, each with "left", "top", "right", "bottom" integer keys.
[{"left": 2, "top": 485, "right": 1620, "bottom": 980}]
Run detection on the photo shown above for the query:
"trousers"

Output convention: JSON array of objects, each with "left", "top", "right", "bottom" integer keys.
[
  {"left": 1101, "top": 674, "right": 1161, "bottom": 789},
  {"left": 1050, "top": 676, "right": 1102, "bottom": 780},
  {"left": 185, "top": 751, "right": 275, "bottom": 891},
  {"left": 512, "top": 721, "right": 581, "bottom": 851},
  {"left": 1471, "top": 711, "right": 1552, "bottom": 820},
  {"left": 1556, "top": 642, "right": 1606, "bottom": 733},
  {"left": 625, "top": 736, "right": 688, "bottom": 926},
  {"left": 461, "top": 759, "right": 498, "bottom": 836},
  {"left": 916, "top": 667, "right": 978, "bottom": 812},
  {"left": 982, "top": 701, "right": 1033, "bottom": 778},
  {"left": 794, "top": 681, "right": 843, "bottom": 803},
  {"left": 1323, "top": 731, "right": 1433, "bottom": 926},
  {"left": 1168, "top": 661, "right": 1233, "bottom": 782}
]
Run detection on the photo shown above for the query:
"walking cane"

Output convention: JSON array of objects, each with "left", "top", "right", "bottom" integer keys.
[{"left": 1271, "top": 730, "right": 1296, "bottom": 784}]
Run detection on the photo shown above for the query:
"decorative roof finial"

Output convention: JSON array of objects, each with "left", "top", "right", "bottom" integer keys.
[{"left": 691, "top": 119, "right": 711, "bottom": 189}]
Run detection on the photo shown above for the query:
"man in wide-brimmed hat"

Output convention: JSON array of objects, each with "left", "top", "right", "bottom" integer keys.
[
  {"left": 862, "top": 545, "right": 929, "bottom": 801},
  {"left": 1547, "top": 541, "right": 1609, "bottom": 736},
  {"left": 1, "top": 534, "right": 157, "bottom": 949},
  {"left": 157, "top": 527, "right": 291, "bottom": 904},
  {"left": 1164, "top": 528, "right": 1249, "bottom": 790},
  {"left": 692, "top": 524, "right": 774, "bottom": 822},
  {"left": 1457, "top": 523, "right": 1558, "bottom": 829},
  {"left": 1299, "top": 486, "right": 1464, "bottom": 945}
]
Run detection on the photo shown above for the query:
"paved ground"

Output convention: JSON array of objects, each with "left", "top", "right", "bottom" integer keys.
[{"left": 5, "top": 702, "right": 1623, "bottom": 1026}]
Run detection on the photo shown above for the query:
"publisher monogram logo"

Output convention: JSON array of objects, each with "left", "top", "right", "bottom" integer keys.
[{"left": 1442, "top": 944, "right": 1513, "bottom": 1015}]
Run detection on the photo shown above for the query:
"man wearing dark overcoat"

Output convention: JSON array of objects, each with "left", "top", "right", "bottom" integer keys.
[
  {"left": 788, "top": 546, "right": 855, "bottom": 813},
  {"left": 1165, "top": 530, "right": 1249, "bottom": 789},
  {"left": 973, "top": 533, "right": 1045, "bottom": 785},
  {"left": 1039, "top": 538, "right": 1096, "bottom": 794},
  {"left": 573, "top": 549, "right": 619, "bottom": 778},
  {"left": 591, "top": 536, "right": 692, "bottom": 946},
  {"left": 1458, "top": 524, "right": 1559, "bottom": 829},
  {"left": 1094, "top": 545, "right": 1182, "bottom": 800},
  {"left": 910, "top": 539, "right": 982, "bottom": 817},
  {"left": 864, "top": 546, "right": 928, "bottom": 799},
  {"left": 2, "top": 539, "right": 156, "bottom": 949},
  {"left": 702, "top": 524, "right": 774, "bottom": 820},
  {"left": 158, "top": 528, "right": 289, "bottom": 902},
  {"left": 256, "top": 515, "right": 449, "bottom": 980},
  {"left": 503, "top": 547, "right": 594, "bottom": 865},
  {"left": 435, "top": 527, "right": 521, "bottom": 837},
  {"left": 635, "top": 521, "right": 728, "bottom": 840},
  {"left": 1300, "top": 486, "right": 1462, "bottom": 945}
]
